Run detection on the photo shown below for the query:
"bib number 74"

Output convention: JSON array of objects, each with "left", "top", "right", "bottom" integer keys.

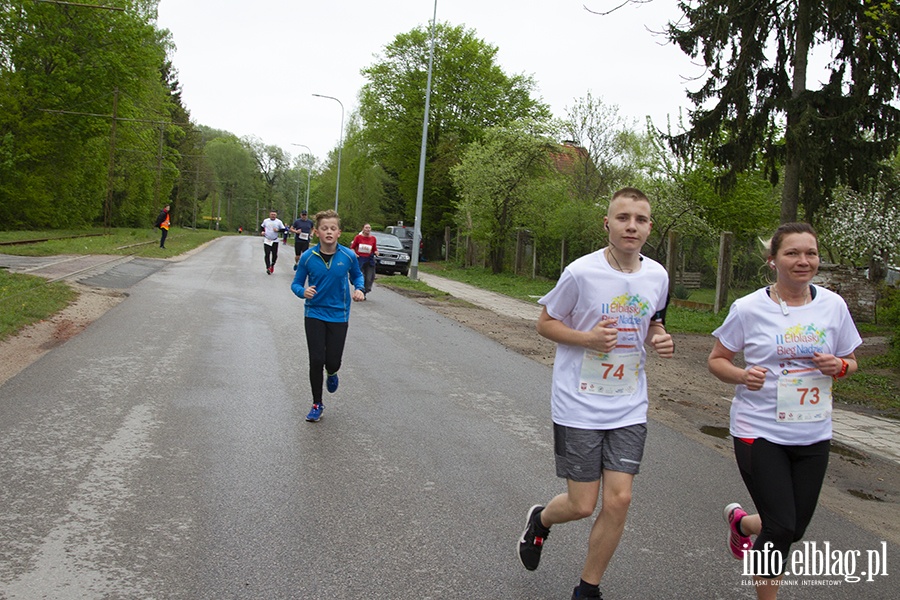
[{"left": 579, "top": 351, "right": 640, "bottom": 396}]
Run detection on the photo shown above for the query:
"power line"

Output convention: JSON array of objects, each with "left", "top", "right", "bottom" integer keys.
[{"left": 33, "top": 1, "right": 125, "bottom": 11}]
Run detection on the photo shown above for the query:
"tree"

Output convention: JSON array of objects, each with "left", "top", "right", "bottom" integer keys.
[
  {"left": 558, "top": 92, "right": 642, "bottom": 205},
  {"left": 204, "top": 135, "right": 264, "bottom": 230},
  {"left": 0, "top": 0, "right": 177, "bottom": 228},
  {"left": 665, "top": 0, "right": 900, "bottom": 222},
  {"left": 243, "top": 136, "right": 289, "bottom": 216},
  {"left": 336, "top": 115, "right": 388, "bottom": 230},
  {"left": 452, "top": 121, "right": 558, "bottom": 273},
  {"left": 821, "top": 177, "right": 900, "bottom": 280},
  {"left": 359, "top": 22, "right": 550, "bottom": 244}
]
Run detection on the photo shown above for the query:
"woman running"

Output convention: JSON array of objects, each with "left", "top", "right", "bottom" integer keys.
[{"left": 708, "top": 222, "right": 862, "bottom": 599}]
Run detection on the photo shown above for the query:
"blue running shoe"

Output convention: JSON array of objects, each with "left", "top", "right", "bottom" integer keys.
[
  {"left": 326, "top": 373, "right": 339, "bottom": 393},
  {"left": 305, "top": 403, "right": 323, "bottom": 422}
]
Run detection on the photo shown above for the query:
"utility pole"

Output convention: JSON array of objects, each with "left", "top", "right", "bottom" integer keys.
[{"left": 104, "top": 88, "right": 119, "bottom": 231}]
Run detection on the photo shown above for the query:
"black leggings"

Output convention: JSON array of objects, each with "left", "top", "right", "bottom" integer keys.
[
  {"left": 264, "top": 242, "right": 279, "bottom": 268},
  {"left": 304, "top": 317, "right": 349, "bottom": 403},
  {"left": 734, "top": 437, "right": 830, "bottom": 577}
]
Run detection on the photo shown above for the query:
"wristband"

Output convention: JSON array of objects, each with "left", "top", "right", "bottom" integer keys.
[{"left": 833, "top": 358, "right": 849, "bottom": 380}]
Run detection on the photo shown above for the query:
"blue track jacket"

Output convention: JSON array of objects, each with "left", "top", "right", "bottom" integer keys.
[{"left": 291, "top": 244, "right": 365, "bottom": 323}]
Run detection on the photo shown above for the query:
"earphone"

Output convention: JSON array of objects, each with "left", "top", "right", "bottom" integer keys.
[{"left": 768, "top": 261, "right": 774, "bottom": 268}]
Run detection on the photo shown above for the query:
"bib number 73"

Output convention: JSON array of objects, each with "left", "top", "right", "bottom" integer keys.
[{"left": 776, "top": 374, "right": 832, "bottom": 422}]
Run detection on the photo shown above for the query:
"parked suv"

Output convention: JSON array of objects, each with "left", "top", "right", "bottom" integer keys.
[
  {"left": 370, "top": 231, "right": 410, "bottom": 276},
  {"left": 385, "top": 223, "right": 423, "bottom": 260}
]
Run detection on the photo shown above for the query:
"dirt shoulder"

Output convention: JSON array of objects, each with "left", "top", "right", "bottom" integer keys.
[
  {"left": 0, "top": 284, "right": 126, "bottom": 386},
  {"left": 401, "top": 289, "right": 900, "bottom": 547}
]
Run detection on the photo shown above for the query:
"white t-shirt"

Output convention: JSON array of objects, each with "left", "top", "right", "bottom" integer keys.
[
  {"left": 539, "top": 248, "right": 669, "bottom": 429},
  {"left": 261, "top": 218, "right": 285, "bottom": 242},
  {"left": 713, "top": 286, "right": 862, "bottom": 445}
]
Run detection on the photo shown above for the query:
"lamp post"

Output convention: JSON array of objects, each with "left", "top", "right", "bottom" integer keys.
[
  {"left": 409, "top": 0, "right": 438, "bottom": 280},
  {"left": 312, "top": 94, "right": 343, "bottom": 212},
  {"left": 291, "top": 143, "right": 312, "bottom": 219}
]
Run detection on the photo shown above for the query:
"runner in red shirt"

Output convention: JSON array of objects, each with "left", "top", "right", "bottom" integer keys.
[{"left": 350, "top": 223, "right": 377, "bottom": 296}]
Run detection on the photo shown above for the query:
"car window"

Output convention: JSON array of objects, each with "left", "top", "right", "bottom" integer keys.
[
  {"left": 388, "top": 227, "right": 413, "bottom": 239},
  {"left": 372, "top": 232, "right": 404, "bottom": 250}
]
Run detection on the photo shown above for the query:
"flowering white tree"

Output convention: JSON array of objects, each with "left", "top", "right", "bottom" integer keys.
[{"left": 821, "top": 182, "right": 900, "bottom": 279}]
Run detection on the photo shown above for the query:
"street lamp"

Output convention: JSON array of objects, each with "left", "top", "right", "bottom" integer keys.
[
  {"left": 312, "top": 94, "right": 344, "bottom": 212},
  {"left": 409, "top": 0, "right": 438, "bottom": 280},
  {"left": 291, "top": 143, "right": 312, "bottom": 219}
]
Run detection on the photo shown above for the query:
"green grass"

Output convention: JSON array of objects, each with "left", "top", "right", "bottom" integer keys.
[
  {"left": 682, "top": 286, "right": 757, "bottom": 306},
  {"left": 0, "top": 227, "right": 228, "bottom": 257},
  {"left": 0, "top": 270, "right": 77, "bottom": 342},
  {"left": 665, "top": 306, "right": 728, "bottom": 334},
  {"left": 419, "top": 263, "right": 557, "bottom": 302},
  {"left": 376, "top": 274, "right": 450, "bottom": 298},
  {"left": 836, "top": 369, "right": 900, "bottom": 417}
]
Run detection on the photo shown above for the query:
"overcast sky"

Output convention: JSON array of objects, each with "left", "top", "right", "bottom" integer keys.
[{"left": 155, "top": 0, "right": 698, "bottom": 164}]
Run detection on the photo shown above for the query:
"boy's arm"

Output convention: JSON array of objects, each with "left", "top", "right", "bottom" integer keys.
[
  {"left": 647, "top": 320, "right": 674, "bottom": 358},
  {"left": 536, "top": 307, "right": 618, "bottom": 353},
  {"left": 291, "top": 259, "right": 308, "bottom": 298}
]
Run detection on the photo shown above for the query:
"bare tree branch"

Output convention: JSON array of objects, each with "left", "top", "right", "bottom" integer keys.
[{"left": 583, "top": 0, "right": 653, "bottom": 17}]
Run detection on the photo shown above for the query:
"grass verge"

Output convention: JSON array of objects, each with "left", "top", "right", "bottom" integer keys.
[{"left": 0, "top": 270, "right": 77, "bottom": 342}]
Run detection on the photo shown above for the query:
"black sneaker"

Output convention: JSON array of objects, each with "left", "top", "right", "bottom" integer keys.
[
  {"left": 517, "top": 504, "right": 549, "bottom": 570},
  {"left": 571, "top": 587, "right": 602, "bottom": 599}
]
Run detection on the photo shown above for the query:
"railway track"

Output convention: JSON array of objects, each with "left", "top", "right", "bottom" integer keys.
[{"left": 0, "top": 233, "right": 105, "bottom": 247}]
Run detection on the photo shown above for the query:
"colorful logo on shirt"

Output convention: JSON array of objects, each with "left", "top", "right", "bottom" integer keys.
[
  {"left": 601, "top": 294, "right": 651, "bottom": 328},
  {"left": 775, "top": 323, "right": 827, "bottom": 358}
]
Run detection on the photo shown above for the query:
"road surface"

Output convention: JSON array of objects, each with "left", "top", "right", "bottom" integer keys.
[{"left": 0, "top": 237, "right": 895, "bottom": 599}]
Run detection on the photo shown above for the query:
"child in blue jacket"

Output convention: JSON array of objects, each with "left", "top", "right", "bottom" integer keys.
[{"left": 291, "top": 210, "right": 366, "bottom": 422}]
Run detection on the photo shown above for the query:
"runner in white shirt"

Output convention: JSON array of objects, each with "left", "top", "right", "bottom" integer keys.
[
  {"left": 260, "top": 210, "right": 286, "bottom": 274},
  {"left": 517, "top": 187, "right": 673, "bottom": 600},
  {"left": 709, "top": 222, "right": 862, "bottom": 600}
]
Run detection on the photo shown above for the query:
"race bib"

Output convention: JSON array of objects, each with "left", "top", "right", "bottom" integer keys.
[
  {"left": 358, "top": 243, "right": 373, "bottom": 254},
  {"left": 264, "top": 238, "right": 274, "bottom": 246},
  {"left": 298, "top": 232, "right": 309, "bottom": 240},
  {"left": 776, "top": 374, "right": 832, "bottom": 422},
  {"left": 579, "top": 350, "right": 640, "bottom": 396}
]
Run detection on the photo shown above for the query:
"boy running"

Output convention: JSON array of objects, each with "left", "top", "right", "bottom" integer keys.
[
  {"left": 517, "top": 187, "right": 674, "bottom": 599},
  {"left": 291, "top": 210, "right": 366, "bottom": 422}
]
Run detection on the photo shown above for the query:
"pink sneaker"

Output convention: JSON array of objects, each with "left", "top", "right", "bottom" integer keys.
[{"left": 724, "top": 502, "right": 752, "bottom": 560}]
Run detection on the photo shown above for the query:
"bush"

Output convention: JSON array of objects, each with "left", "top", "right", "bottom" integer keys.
[
  {"left": 879, "top": 285, "right": 900, "bottom": 367},
  {"left": 672, "top": 284, "right": 691, "bottom": 300}
]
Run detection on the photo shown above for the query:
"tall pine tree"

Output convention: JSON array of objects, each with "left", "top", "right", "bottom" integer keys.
[{"left": 666, "top": 0, "right": 900, "bottom": 222}]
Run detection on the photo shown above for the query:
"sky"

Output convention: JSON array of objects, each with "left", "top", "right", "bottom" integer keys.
[{"left": 155, "top": 0, "right": 699, "bottom": 164}]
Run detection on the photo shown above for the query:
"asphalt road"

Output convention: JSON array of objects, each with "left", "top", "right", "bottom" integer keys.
[{"left": 0, "top": 237, "right": 896, "bottom": 599}]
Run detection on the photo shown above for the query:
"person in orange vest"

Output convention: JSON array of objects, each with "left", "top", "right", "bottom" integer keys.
[{"left": 154, "top": 204, "right": 171, "bottom": 249}]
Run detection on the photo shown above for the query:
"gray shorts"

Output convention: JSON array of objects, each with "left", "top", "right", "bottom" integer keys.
[{"left": 554, "top": 423, "right": 647, "bottom": 481}]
